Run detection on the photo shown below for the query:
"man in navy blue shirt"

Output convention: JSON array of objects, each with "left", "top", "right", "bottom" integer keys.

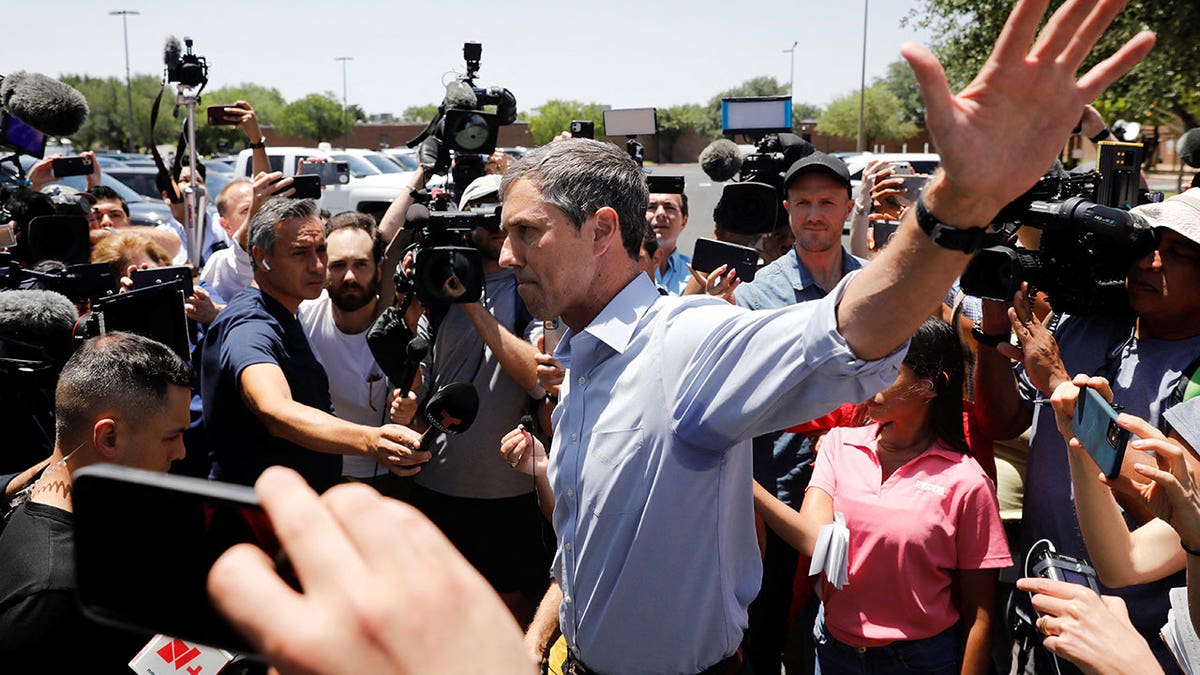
[{"left": 201, "top": 198, "right": 425, "bottom": 492}]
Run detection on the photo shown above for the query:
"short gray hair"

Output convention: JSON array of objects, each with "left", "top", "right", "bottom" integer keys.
[
  {"left": 500, "top": 139, "right": 648, "bottom": 259},
  {"left": 247, "top": 197, "right": 320, "bottom": 270}
]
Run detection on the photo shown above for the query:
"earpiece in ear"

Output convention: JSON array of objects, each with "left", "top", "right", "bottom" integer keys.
[{"left": 261, "top": 259, "right": 271, "bottom": 271}]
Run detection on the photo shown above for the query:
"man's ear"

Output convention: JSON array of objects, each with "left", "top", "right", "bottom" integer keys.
[
  {"left": 92, "top": 418, "right": 119, "bottom": 461},
  {"left": 591, "top": 206, "right": 621, "bottom": 255}
]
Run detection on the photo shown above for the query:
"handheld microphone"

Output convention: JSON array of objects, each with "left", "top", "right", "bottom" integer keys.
[
  {"left": 1177, "top": 128, "right": 1200, "bottom": 168},
  {"left": 395, "top": 336, "right": 429, "bottom": 397},
  {"left": 698, "top": 139, "right": 743, "bottom": 183},
  {"left": 420, "top": 382, "right": 479, "bottom": 448},
  {"left": 0, "top": 72, "right": 89, "bottom": 137}
]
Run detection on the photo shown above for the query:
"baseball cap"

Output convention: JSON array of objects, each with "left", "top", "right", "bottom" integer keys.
[
  {"left": 1130, "top": 188, "right": 1200, "bottom": 246},
  {"left": 783, "top": 151, "right": 851, "bottom": 195},
  {"left": 459, "top": 174, "right": 502, "bottom": 211}
]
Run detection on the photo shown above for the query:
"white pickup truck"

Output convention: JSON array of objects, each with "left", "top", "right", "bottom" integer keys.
[{"left": 233, "top": 145, "right": 414, "bottom": 221}]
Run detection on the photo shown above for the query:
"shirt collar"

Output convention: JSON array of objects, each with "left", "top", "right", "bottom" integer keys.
[
  {"left": 790, "top": 247, "right": 866, "bottom": 292},
  {"left": 846, "top": 426, "right": 964, "bottom": 464},
  {"left": 575, "top": 273, "right": 661, "bottom": 356}
]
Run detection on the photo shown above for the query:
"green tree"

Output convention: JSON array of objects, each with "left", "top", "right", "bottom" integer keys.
[
  {"left": 403, "top": 104, "right": 439, "bottom": 122},
  {"left": 818, "top": 84, "right": 919, "bottom": 148},
  {"left": 657, "top": 103, "right": 713, "bottom": 160},
  {"left": 276, "top": 92, "right": 354, "bottom": 144},
  {"left": 527, "top": 100, "right": 609, "bottom": 145},
  {"left": 910, "top": 0, "right": 1200, "bottom": 128},
  {"left": 61, "top": 74, "right": 185, "bottom": 152},
  {"left": 875, "top": 60, "right": 924, "bottom": 126},
  {"left": 792, "top": 102, "right": 824, "bottom": 132}
]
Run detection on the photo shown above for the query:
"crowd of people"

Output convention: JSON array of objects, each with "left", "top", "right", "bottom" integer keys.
[{"left": 0, "top": 1, "right": 1197, "bottom": 674}]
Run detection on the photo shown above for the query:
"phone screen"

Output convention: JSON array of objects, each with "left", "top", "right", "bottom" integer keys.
[
  {"left": 0, "top": 111, "right": 47, "bottom": 158},
  {"left": 74, "top": 465, "right": 290, "bottom": 652}
]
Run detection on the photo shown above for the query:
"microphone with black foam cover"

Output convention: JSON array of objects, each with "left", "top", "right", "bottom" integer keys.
[
  {"left": 443, "top": 80, "right": 478, "bottom": 110},
  {"left": 1177, "top": 128, "right": 1200, "bottom": 168},
  {"left": 163, "top": 35, "right": 182, "bottom": 69},
  {"left": 395, "top": 336, "right": 429, "bottom": 397},
  {"left": 0, "top": 72, "right": 89, "bottom": 137},
  {"left": 420, "top": 381, "right": 480, "bottom": 449},
  {"left": 699, "top": 139, "right": 743, "bottom": 183},
  {"left": 0, "top": 289, "right": 79, "bottom": 369}
]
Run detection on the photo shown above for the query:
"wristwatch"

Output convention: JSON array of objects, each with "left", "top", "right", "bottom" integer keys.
[
  {"left": 915, "top": 195, "right": 993, "bottom": 254},
  {"left": 971, "top": 321, "right": 1010, "bottom": 348}
]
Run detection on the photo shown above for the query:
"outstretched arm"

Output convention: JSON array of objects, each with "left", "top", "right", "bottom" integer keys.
[{"left": 835, "top": 0, "right": 1155, "bottom": 360}]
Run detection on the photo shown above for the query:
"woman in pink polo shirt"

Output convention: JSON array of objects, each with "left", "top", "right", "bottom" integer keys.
[{"left": 755, "top": 318, "right": 1011, "bottom": 675}]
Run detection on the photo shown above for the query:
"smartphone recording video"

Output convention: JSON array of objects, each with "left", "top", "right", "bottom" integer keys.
[{"left": 73, "top": 465, "right": 293, "bottom": 652}]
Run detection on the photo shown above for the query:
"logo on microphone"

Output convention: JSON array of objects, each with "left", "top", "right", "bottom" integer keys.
[{"left": 155, "top": 638, "right": 202, "bottom": 673}]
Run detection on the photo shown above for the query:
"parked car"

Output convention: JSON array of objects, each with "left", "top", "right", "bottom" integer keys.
[
  {"left": 382, "top": 148, "right": 419, "bottom": 171},
  {"left": 233, "top": 147, "right": 409, "bottom": 220}
]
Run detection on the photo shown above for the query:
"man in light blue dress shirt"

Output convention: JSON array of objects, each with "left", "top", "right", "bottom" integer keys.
[
  {"left": 497, "top": 131, "right": 999, "bottom": 673},
  {"left": 647, "top": 191, "right": 692, "bottom": 295}
]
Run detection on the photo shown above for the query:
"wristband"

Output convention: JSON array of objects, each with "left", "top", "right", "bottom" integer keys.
[
  {"left": 1089, "top": 127, "right": 1112, "bottom": 144},
  {"left": 971, "top": 322, "right": 1010, "bottom": 348},
  {"left": 249, "top": 137, "right": 266, "bottom": 149},
  {"left": 914, "top": 194, "right": 993, "bottom": 253}
]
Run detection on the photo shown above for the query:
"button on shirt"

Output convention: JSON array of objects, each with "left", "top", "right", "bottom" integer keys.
[
  {"left": 548, "top": 272, "right": 903, "bottom": 675},
  {"left": 654, "top": 249, "right": 692, "bottom": 296}
]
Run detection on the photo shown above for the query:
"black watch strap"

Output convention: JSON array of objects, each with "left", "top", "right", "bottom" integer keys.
[
  {"left": 915, "top": 195, "right": 993, "bottom": 253},
  {"left": 971, "top": 322, "right": 1010, "bottom": 348}
]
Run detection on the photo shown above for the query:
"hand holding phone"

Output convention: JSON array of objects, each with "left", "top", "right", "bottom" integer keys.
[
  {"left": 51, "top": 154, "right": 94, "bottom": 178},
  {"left": 1072, "top": 384, "right": 1129, "bottom": 480}
]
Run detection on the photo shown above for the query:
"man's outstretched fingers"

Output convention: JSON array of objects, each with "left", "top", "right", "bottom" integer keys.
[
  {"left": 990, "top": 0, "right": 1051, "bottom": 63},
  {"left": 1076, "top": 30, "right": 1156, "bottom": 101}
]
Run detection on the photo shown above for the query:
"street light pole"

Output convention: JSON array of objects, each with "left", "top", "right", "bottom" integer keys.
[
  {"left": 335, "top": 56, "right": 354, "bottom": 150},
  {"left": 109, "top": 9, "right": 140, "bottom": 151},
  {"left": 857, "top": 0, "right": 869, "bottom": 152},
  {"left": 783, "top": 41, "right": 798, "bottom": 103}
]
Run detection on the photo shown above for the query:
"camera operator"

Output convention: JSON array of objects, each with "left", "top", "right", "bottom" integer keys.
[
  {"left": 0, "top": 332, "right": 192, "bottom": 671},
  {"left": 974, "top": 188, "right": 1200, "bottom": 671},
  {"left": 406, "top": 173, "right": 551, "bottom": 624},
  {"left": 646, "top": 190, "right": 692, "bottom": 295},
  {"left": 200, "top": 198, "right": 425, "bottom": 493}
]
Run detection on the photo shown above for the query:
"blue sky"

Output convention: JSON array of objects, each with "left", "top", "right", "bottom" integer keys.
[{"left": 10, "top": 0, "right": 934, "bottom": 115}]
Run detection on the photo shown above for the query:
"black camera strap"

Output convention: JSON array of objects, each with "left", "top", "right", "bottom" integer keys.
[{"left": 148, "top": 85, "right": 182, "bottom": 204}]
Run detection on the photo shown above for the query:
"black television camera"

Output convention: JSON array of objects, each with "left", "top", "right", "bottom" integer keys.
[
  {"left": 395, "top": 188, "right": 496, "bottom": 306},
  {"left": 702, "top": 97, "right": 815, "bottom": 235},
  {"left": 407, "top": 42, "right": 517, "bottom": 203},
  {"left": 960, "top": 142, "right": 1162, "bottom": 316},
  {"left": 164, "top": 36, "right": 209, "bottom": 89}
]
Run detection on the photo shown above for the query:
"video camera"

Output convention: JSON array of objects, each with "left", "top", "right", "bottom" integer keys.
[
  {"left": 407, "top": 42, "right": 517, "bottom": 202},
  {"left": 701, "top": 96, "right": 815, "bottom": 235},
  {"left": 164, "top": 36, "right": 209, "bottom": 90},
  {"left": 395, "top": 188, "right": 493, "bottom": 306},
  {"left": 960, "top": 142, "right": 1163, "bottom": 315},
  {"left": 0, "top": 185, "right": 99, "bottom": 294}
]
